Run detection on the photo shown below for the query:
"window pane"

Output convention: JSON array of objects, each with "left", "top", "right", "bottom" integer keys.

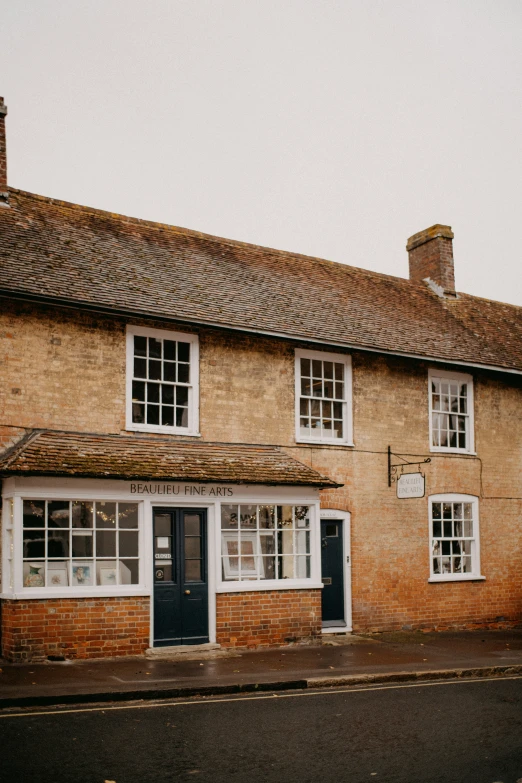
[
  {"left": 185, "top": 559, "right": 202, "bottom": 581},
  {"left": 148, "top": 382, "right": 160, "bottom": 403},
  {"left": 240, "top": 505, "right": 257, "bottom": 528},
  {"left": 162, "top": 407, "right": 174, "bottom": 426},
  {"left": 119, "top": 531, "right": 139, "bottom": 557},
  {"left": 72, "top": 531, "right": 93, "bottom": 558},
  {"left": 295, "top": 506, "right": 310, "bottom": 527},
  {"left": 134, "top": 335, "right": 147, "bottom": 356},
  {"left": 132, "top": 402, "right": 145, "bottom": 423},
  {"left": 296, "top": 556, "right": 311, "bottom": 578},
  {"left": 96, "top": 502, "right": 116, "bottom": 528},
  {"left": 312, "top": 359, "right": 322, "bottom": 377},
  {"left": 134, "top": 357, "right": 146, "bottom": 378},
  {"left": 300, "top": 357, "right": 311, "bottom": 376},
  {"left": 96, "top": 530, "right": 116, "bottom": 557},
  {"left": 323, "top": 361, "right": 333, "bottom": 379},
  {"left": 185, "top": 515, "right": 201, "bottom": 536},
  {"left": 72, "top": 562, "right": 94, "bottom": 586},
  {"left": 24, "top": 562, "right": 46, "bottom": 587},
  {"left": 178, "top": 342, "right": 190, "bottom": 362},
  {"left": 23, "top": 530, "right": 46, "bottom": 558},
  {"left": 178, "top": 363, "right": 190, "bottom": 383},
  {"left": 184, "top": 537, "right": 201, "bottom": 558},
  {"left": 260, "top": 556, "right": 276, "bottom": 580},
  {"left": 72, "top": 501, "right": 94, "bottom": 528},
  {"left": 163, "top": 362, "right": 176, "bottom": 382},
  {"left": 176, "top": 407, "right": 188, "bottom": 427},
  {"left": 118, "top": 504, "right": 138, "bottom": 528},
  {"left": 149, "top": 360, "right": 161, "bottom": 380},
  {"left": 278, "top": 556, "right": 295, "bottom": 579},
  {"left": 147, "top": 404, "right": 160, "bottom": 425},
  {"left": 301, "top": 377, "right": 311, "bottom": 396},
  {"left": 177, "top": 386, "right": 188, "bottom": 406},
  {"left": 121, "top": 559, "right": 139, "bottom": 584},
  {"left": 149, "top": 338, "right": 162, "bottom": 358},
  {"left": 334, "top": 363, "right": 344, "bottom": 381},
  {"left": 259, "top": 505, "right": 275, "bottom": 529},
  {"left": 260, "top": 533, "right": 276, "bottom": 554},
  {"left": 164, "top": 340, "right": 176, "bottom": 361},
  {"left": 23, "top": 500, "right": 45, "bottom": 528},
  {"left": 48, "top": 501, "right": 70, "bottom": 529},
  {"left": 221, "top": 505, "right": 238, "bottom": 529},
  {"left": 132, "top": 380, "right": 145, "bottom": 401}
]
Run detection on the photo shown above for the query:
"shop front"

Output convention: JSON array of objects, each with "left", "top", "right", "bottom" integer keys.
[{"left": 0, "top": 431, "right": 341, "bottom": 661}]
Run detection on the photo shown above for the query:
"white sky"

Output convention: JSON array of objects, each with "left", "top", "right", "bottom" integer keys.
[{"left": 2, "top": 1, "right": 521, "bottom": 306}]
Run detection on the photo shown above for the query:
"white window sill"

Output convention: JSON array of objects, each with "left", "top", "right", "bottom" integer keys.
[
  {"left": 429, "top": 447, "right": 476, "bottom": 456},
  {"left": 296, "top": 437, "right": 354, "bottom": 447},
  {"left": 322, "top": 625, "right": 351, "bottom": 634},
  {"left": 428, "top": 575, "right": 485, "bottom": 584},
  {"left": 126, "top": 424, "right": 201, "bottom": 437},
  {"left": 2, "top": 587, "right": 151, "bottom": 600},
  {"left": 216, "top": 580, "right": 323, "bottom": 593}
]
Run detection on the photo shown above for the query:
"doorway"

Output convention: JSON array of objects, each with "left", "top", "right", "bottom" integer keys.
[
  {"left": 153, "top": 507, "right": 209, "bottom": 646},
  {"left": 320, "top": 515, "right": 351, "bottom": 630}
]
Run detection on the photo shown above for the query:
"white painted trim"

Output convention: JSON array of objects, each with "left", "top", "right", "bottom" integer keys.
[
  {"left": 427, "top": 493, "right": 484, "bottom": 582},
  {"left": 294, "top": 348, "right": 353, "bottom": 446},
  {"left": 428, "top": 369, "right": 475, "bottom": 454},
  {"left": 320, "top": 509, "right": 352, "bottom": 632},
  {"left": 125, "top": 324, "right": 200, "bottom": 437}
]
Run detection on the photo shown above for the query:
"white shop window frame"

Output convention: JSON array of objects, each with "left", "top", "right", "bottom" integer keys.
[
  {"left": 295, "top": 348, "right": 353, "bottom": 446},
  {"left": 427, "top": 493, "right": 485, "bottom": 583},
  {"left": 428, "top": 369, "right": 475, "bottom": 454},
  {"left": 126, "top": 324, "right": 200, "bottom": 436},
  {"left": 2, "top": 489, "right": 148, "bottom": 600},
  {"left": 215, "top": 497, "right": 323, "bottom": 593}
]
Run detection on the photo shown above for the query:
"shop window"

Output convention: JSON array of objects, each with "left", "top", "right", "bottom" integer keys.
[
  {"left": 429, "top": 494, "right": 483, "bottom": 582},
  {"left": 126, "top": 325, "right": 199, "bottom": 435},
  {"left": 429, "top": 370, "right": 474, "bottom": 452},
  {"left": 220, "top": 504, "right": 311, "bottom": 582},
  {"left": 295, "top": 349, "right": 352, "bottom": 445},
  {"left": 22, "top": 499, "right": 140, "bottom": 589}
]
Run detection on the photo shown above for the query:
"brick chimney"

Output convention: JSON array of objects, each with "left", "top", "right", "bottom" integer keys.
[
  {"left": 407, "top": 224, "right": 455, "bottom": 294},
  {"left": 0, "top": 97, "right": 8, "bottom": 206}
]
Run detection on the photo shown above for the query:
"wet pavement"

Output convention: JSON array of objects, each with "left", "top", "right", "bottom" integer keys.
[{"left": 1, "top": 629, "right": 522, "bottom": 707}]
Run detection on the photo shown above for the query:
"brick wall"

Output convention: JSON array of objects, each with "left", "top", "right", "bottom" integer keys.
[
  {"left": 1, "top": 300, "right": 521, "bottom": 639},
  {"left": 1, "top": 597, "right": 150, "bottom": 661},
  {"left": 216, "top": 589, "right": 322, "bottom": 648}
]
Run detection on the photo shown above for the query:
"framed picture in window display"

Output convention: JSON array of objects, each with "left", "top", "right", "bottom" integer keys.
[
  {"left": 99, "top": 565, "right": 118, "bottom": 586},
  {"left": 221, "top": 532, "right": 261, "bottom": 580},
  {"left": 72, "top": 561, "right": 94, "bottom": 586},
  {"left": 47, "top": 562, "right": 69, "bottom": 587}
]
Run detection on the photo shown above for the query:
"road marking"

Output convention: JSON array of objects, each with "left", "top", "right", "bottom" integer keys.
[{"left": 1, "top": 674, "right": 522, "bottom": 720}]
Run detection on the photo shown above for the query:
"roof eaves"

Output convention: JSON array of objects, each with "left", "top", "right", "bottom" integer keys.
[{"left": 2, "top": 289, "right": 521, "bottom": 376}]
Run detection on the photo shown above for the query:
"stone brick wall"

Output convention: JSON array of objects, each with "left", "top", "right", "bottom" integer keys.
[
  {"left": 1, "top": 597, "right": 150, "bottom": 661},
  {"left": 1, "top": 299, "right": 522, "bottom": 640},
  {"left": 216, "top": 589, "right": 322, "bottom": 648}
]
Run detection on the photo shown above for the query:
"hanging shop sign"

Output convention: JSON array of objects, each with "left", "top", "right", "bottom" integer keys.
[{"left": 396, "top": 472, "right": 425, "bottom": 499}]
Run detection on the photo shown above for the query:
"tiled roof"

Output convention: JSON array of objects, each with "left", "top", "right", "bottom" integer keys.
[
  {"left": 1, "top": 188, "right": 521, "bottom": 372},
  {"left": 0, "top": 430, "right": 340, "bottom": 487}
]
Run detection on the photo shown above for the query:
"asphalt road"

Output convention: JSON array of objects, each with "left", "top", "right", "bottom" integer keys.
[{"left": 1, "top": 676, "right": 522, "bottom": 783}]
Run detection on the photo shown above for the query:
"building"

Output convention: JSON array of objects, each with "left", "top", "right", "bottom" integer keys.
[{"left": 0, "top": 97, "right": 521, "bottom": 662}]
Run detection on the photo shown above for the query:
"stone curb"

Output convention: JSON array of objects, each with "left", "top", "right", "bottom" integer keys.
[{"left": 1, "top": 664, "right": 521, "bottom": 709}]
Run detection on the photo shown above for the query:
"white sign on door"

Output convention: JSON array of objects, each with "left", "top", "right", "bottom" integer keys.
[{"left": 397, "top": 472, "right": 425, "bottom": 499}]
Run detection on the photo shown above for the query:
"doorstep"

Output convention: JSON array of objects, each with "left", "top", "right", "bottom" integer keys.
[{"left": 145, "top": 642, "right": 226, "bottom": 660}]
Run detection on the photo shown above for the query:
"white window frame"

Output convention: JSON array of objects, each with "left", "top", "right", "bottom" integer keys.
[
  {"left": 215, "top": 497, "right": 322, "bottom": 593},
  {"left": 295, "top": 348, "right": 353, "bottom": 446},
  {"left": 126, "top": 324, "right": 200, "bottom": 436},
  {"left": 2, "top": 490, "right": 148, "bottom": 599},
  {"left": 428, "top": 493, "right": 484, "bottom": 583},
  {"left": 428, "top": 369, "right": 474, "bottom": 454}
]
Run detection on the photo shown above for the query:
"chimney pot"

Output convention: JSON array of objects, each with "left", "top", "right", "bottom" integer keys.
[
  {"left": 0, "top": 96, "right": 8, "bottom": 206},
  {"left": 407, "top": 223, "right": 455, "bottom": 293}
]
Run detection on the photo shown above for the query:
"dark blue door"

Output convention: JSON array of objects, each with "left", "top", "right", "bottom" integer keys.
[
  {"left": 153, "top": 508, "right": 209, "bottom": 646},
  {"left": 321, "top": 519, "right": 345, "bottom": 627}
]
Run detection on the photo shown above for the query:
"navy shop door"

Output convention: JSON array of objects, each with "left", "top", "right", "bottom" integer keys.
[
  {"left": 321, "top": 519, "right": 345, "bottom": 627},
  {"left": 153, "top": 508, "right": 209, "bottom": 647}
]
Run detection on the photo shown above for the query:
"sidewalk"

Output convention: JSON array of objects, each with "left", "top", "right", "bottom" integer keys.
[{"left": 1, "top": 629, "right": 522, "bottom": 708}]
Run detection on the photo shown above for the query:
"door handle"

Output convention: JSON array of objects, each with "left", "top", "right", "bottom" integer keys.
[{"left": 184, "top": 589, "right": 191, "bottom": 595}]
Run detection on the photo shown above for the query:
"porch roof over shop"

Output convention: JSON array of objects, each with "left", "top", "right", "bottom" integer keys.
[{"left": 0, "top": 430, "right": 341, "bottom": 488}]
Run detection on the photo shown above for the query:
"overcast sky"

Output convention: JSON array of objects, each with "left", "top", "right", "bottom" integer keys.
[{"left": 2, "top": 1, "right": 521, "bottom": 305}]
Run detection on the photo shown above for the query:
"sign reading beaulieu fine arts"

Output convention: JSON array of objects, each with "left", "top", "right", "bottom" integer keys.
[
  {"left": 396, "top": 472, "right": 425, "bottom": 499},
  {"left": 130, "top": 483, "right": 234, "bottom": 496}
]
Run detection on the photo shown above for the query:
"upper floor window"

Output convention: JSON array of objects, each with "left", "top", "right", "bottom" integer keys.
[
  {"left": 429, "top": 370, "right": 474, "bottom": 453},
  {"left": 295, "top": 349, "right": 353, "bottom": 445},
  {"left": 126, "top": 325, "right": 199, "bottom": 435},
  {"left": 429, "top": 494, "right": 483, "bottom": 582}
]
